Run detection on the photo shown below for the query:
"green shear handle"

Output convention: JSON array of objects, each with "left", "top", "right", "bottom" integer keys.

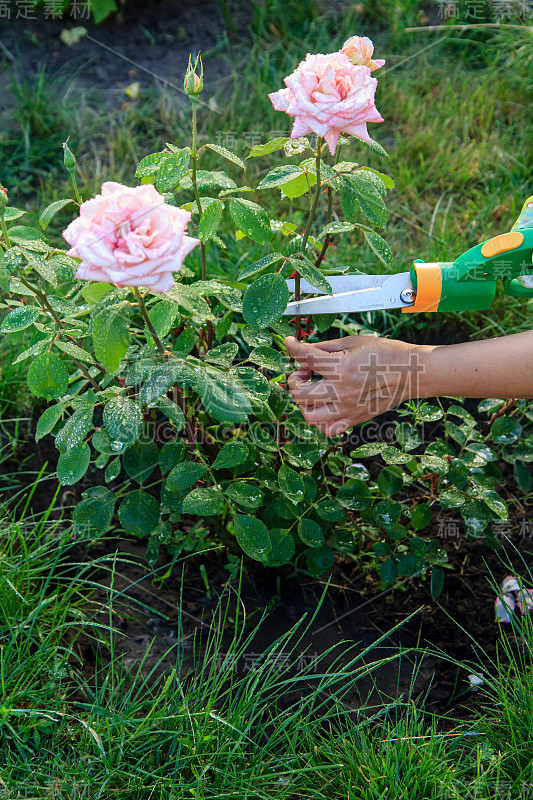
[{"left": 405, "top": 196, "right": 533, "bottom": 314}]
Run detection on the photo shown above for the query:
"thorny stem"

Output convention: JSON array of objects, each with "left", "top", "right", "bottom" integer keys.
[
  {"left": 315, "top": 186, "right": 333, "bottom": 270},
  {"left": 295, "top": 136, "right": 322, "bottom": 340},
  {"left": 18, "top": 274, "right": 100, "bottom": 391},
  {"left": 190, "top": 97, "right": 213, "bottom": 349},
  {"left": 133, "top": 286, "right": 167, "bottom": 360}
]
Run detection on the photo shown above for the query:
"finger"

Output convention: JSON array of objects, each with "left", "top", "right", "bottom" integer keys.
[
  {"left": 309, "top": 334, "right": 379, "bottom": 353},
  {"left": 287, "top": 369, "right": 313, "bottom": 394},
  {"left": 285, "top": 337, "right": 340, "bottom": 376},
  {"left": 301, "top": 403, "right": 340, "bottom": 424},
  {"left": 293, "top": 381, "right": 339, "bottom": 405},
  {"left": 320, "top": 418, "right": 353, "bottom": 436}
]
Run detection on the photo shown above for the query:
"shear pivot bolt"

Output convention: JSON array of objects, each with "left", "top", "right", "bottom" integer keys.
[{"left": 400, "top": 289, "right": 416, "bottom": 304}]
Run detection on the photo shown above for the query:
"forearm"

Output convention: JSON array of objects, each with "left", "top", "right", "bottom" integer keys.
[{"left": 415, "top": 330, "right": 533, "bottom": 400}]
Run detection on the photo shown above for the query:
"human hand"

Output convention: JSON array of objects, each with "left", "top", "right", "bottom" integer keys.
[{"left": 284, "top": 334, "right": 427, "bottom": 435}]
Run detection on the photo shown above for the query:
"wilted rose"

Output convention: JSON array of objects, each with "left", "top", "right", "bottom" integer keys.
[
  {"left": 268, "top": 51, "right": 383, "bottom": 156},
  {"left": 63, "top": 181, "right": 199, "bottom": 292},
  {"left": 342, "top": 35, "right": 385, "bottom": 72}
]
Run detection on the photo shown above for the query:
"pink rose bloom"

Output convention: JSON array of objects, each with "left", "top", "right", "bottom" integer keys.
[
  {"left": 268, "top": 52, "right": 383, "bottom": 156},
  {"left": 342, "top": 35, "right": 385, "bottom": 72},
  {"left": 63, "top": 181, "right": 199, "bottom": 293}
]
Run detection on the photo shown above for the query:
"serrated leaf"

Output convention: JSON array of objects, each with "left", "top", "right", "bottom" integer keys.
[
  {"left": 35, "top": 404, "right": 64, "bottom": 442},
  {"left": 362, "top": 229, "right": 392, "bottom": 266},
  {"left": 156, "top": 397, "right": 186, "bottom": 429},
  {"left": 39, "top": 199, "right": 74, "bottom": 230},
  {"left": 289, "top": 255, "right": 332, "bottom": 294},
  {"left": 182, "top": 487, "right": 225, "bottom": 515},
  {"left": 238, "top": 253, "right": 284, "bottom": 281},
  {"left": 198, "top": 199, "right": 223, "bottom": 243},
  {"left": 203, "top": 142, "right": 245, "bottom": 169},
  {"left": 1, "top": 306, "right": 41, "bottom": 332},
  {"left": 103, "top": 396, "right": 143, "bottom": 444},
  {"left": 234, "top": 515, "right": 270, "bottom": 561},
  {"left": 257, "top": 165, "right": 302, "bottom": 190},
  {"left": 167, "top": 460, "right": 207, "bottom": 493},
  {"left": 203, "top": 342, "right": 238, "bottom": 366},
  {"left": 248, "top": 345, "right": 290, "bottom": 373},
  {"left": 318, "top": 221, "right": 357, "bottom": 239},
  {"left": 139, "top": 363, "right": 178, "bottom": 405},
  {"left": 298, "top": 518, "right": 324, "bottom": 548},
  {"left": 212, "top": 438, "right": 249, "bottom": 469},
  {"left": 229, "top": 198, "right": 273, "bottom": 245},
  {"left": 361, "top": 138, "right": 389, "bottom": 158},
  {"left": 199, "top": 370, "right": 252, "bottom": 423},
  {"left": 57, "top": 441, "right": 91, "bottom": 486},
  {"left": 55, "top": 340, "right": 95, "bottom": 364},
  {"left": 342, "top": 174, "right": 387, "bottom": 228},
  {"left": 246, "top": 137, "right": 289, "bottom": 158},
  {"left": 28, "top": 352, "right": 69, "bottom": 400},
  {"left": 135, "top": 151, "right": 168, "bottom": 178},
  {"left": 55, "top": 406, "right": 94, "bottom": 454},
  {"left": 242, "top": 273, "right": 288, "bottom": 328},
  {"left": 92, "top": 303, "right": 130, "bottom": 374},
  {"left": 119, "top": 490, "right": 160, "bottom": 538},
  {"left": 155, "top": 148, "right": 190, "bottom": 192}
]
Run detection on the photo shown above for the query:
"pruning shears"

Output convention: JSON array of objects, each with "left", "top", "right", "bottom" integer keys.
[{"left": 282, "top": 197, "right": 533, "bottom": 317}]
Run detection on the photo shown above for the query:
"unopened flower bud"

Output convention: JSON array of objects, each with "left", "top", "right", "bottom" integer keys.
[
  {"left": 62, "top": 141, "right": 76, "bottom": 172},
  {"left": 0, "top": 184, "right": 8, "bottom": 209},
  {"left": 184, "top": 54, "right": 203, "bottom": 96}
]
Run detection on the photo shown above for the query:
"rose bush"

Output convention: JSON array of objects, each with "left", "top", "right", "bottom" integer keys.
[{"left": 0, "top": 35, "right": 525, "bottom": 593}]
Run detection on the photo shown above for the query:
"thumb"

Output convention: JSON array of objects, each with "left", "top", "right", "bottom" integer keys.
[{"left": 284, "top": 336, "right": 335, "bottom": 376}]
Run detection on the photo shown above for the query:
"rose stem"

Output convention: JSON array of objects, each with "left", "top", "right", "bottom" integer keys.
[
  {"left": 0, "top": 214, "right": 11, "bottom": 249},
  {"left": 17, "top": 274, "right": 100, "bottom": 391},
  {"left": 297, "top": 136, "right": 322, "bottom": 340},
  {"left": 190, "top": 98, "right": 213, "bottom": 350},
  {"left": 133, "top": 286, "right": 167, "bottom": 360},
  {"left": 315, "top": 186, "right": 332, "bottom": 269}
]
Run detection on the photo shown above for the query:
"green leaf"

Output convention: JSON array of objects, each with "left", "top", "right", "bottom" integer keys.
[
  {"left": 122, "top": 439, "right": 159, "bottom": 483},
  {"left": 234, "top": 515, "right": 270, "bottom": 561},
  {"left": 159, "top": 439, "right": 185, "bottom": 474},
  {"left": 246, "top": 137, "right": 289, "bottom": 158},
  {"left": 156, "top": 397, "right": 186, "bottom": 429},
  {"left": 318, "top": 221, "right": 357, "bottom": 239},
  {"left": 55, "top": 340, "right": 95, "bottom": 364},
  {"left": 174, "top": 327, "right": 196, "bottom": 355},
  {"left": 91, "top": 0, "right": 117, "bottom": 24},
  {"left": 1, "top": 306, "right": 40, "bottom": 332},
  {"left": 438, "top": 490, "right": 465, "bottom": 509},
  {"left": 380, "top": 558, "right": 398, "bottom": 583},
  {"left": 448, "top": 458, "right": 468, "bottom": 490},
  {"left": 395, "top": 422, "right": 421, "bottom": 451},
  {"left": 57, "top": 441, "right": 91, "bottom": 486},
  {"left": 373, "top": 541, "right": 391, "bottom": 557},
  {"left": 248, "top": 345, "right": 290, "bottom": 373},
  {"left": 298, "top": 518, "right": 324, "bottom": 548},
  {"left": 337, "top": 479, "right": 372, "bottom": 510},
  {"left": 460, "top": 500, "right": 492, "bottom": 535},
  {"left": 4, "top": 207, "right": 26, "bottom": 221},
  {"left": 416, "top": 404, "right": 443, "bottom": 422},
  {"left": 225, "top": 481, "right": 264, "bottom": 510},
  {"left": 147, "top": 301, "right": 178, "bottom": 342},
  {"left": 28, "top": 352, "right": 69, "bottom": 400},
  {"left": 15, "top": 339, "right": 51, "bottom": 365},
  {"left": 515, "top": 461, "right": 532, "bottom": 493},
  {"left": 430, "top": 567, "right": 445, "bottom": 600},
  {"left": 361, "top": 138, "right": 389, "bottom": 158},
  {"left": 229, "top": 198, "right": 273, "bottom": 245},
  {"left": 182, "top": 487, "right": 224, "bottom": 515},
  {"left": 73, "top": 486, "right": 116, "bottom": 538},
  {"left": 281, "top": 171, "right": 317, "bottom": 200},
  {"left": 374, "top": 499, "right": 402, "bottom": 528},
  {"left": 362, "top": 229, "right": 392, "bottom": 266},
  {"left": 315, "top": 498, "right": 345, "bottom": 522},
  {"left": 118, "top": 490, "right": 160, "bottom": 538},
  {"left": 139, "top": 363, "right": 178, "bottom": 405},
  {"left": 237, "top": 252, "right": 284, "bottom": 281},
  {"left": 39, "top": 199, "right": 74, "bottom": 230},
  {"left": 278, "top": 464, "right": 305, "bottom": 504},
  {"left": 35, "top": 404, "right": 64, "bottom": 442},
  {"left": 257, "top": 165, "right": 302, "bottom": 190},
  {"left": 233, "top": 367, "right": 271, "bottom": 401},
  {"left": 481, "top": 490, "right": 507, "bottom": 519},
  {"left": 305, "top": 545, "right": 334, "bottom": 576},
  {"left": 411, "top": 503, "right": 432, "bottom": 530},
  {"left": 282, "top": 442, "right": 320, "bottom": 469},
  {"left": 289, "top": 254, "right": 332, "bottom": 295},
  {"left": 82, "top": 282, "right": 114, "bottom": 305},
  {"left": 361, "top": 167, "right": 395, "bottom": 189},
  {"left": 135, "top": 151, "right": 168, "bottom": 178},
  {"left": 212, "top": 439, "right": 249, "bottom": 469},
  {"left": 204, "top": 342, "right": 238, "bottom": 366},
  {"left": 377, "top": 466, "right": 403, "bottom": 497},
  {"left": 215, "top": 311, "right": 233, "bottom": 341},
  {"left": 103, "top": 396, "right": 143, "bottom": 445},
  {"left": 55, "top": 406, "right": 94, "bottom": 453},
  {"left": 397, "top": 553, "right": 425, "bottom": 578},
  {"left": 156, "top": 148, "right": 190, "bottom": 191},
  {"left": 203, "top": 142, "right": 245, "bottom": 169},
  {"left": 92, "top": 303, "right": 130, "bottom": 374},
  {"left": 105, "top": 457, "right": 121, "bottom": 483},
  {"left": 265, "top": 528, "right": 295, "bottom": 567},
  {"left": 242, "top": 273, "right": 289, "bottom": 328},
  {"left": 199, "top": 370, "right": 252, "bottom": 423},
  {"left": 167, "top": 461, "right": 207, "bottom": 493},
  {"left": 491, "top": 415, "right": 522, "bottom": 445},
  {"left": 342, "top": 174, "right": 387, "bottom": 228},
  {"left": 198, "top": 199, "right": 223, "bottom": 243}
]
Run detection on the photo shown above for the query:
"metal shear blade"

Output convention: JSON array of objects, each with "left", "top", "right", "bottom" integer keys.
[{"left": 284, "top": 272, "right": 416, "bottom": 315}]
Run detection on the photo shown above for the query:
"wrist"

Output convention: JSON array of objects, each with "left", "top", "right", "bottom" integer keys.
[{"left": 404, "top": 343, "right": 442, "bottom": 401}]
